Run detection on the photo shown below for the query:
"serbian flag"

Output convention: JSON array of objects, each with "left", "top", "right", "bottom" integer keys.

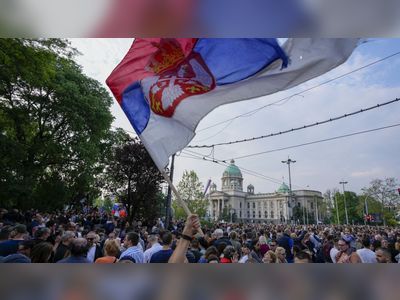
[{"left": 107, "top": 38, "right": 358, "bottom": 170}]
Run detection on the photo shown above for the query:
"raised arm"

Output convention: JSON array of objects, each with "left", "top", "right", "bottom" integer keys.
[{"left": 169, "top": 214, "right": 201, "bottom": 263}]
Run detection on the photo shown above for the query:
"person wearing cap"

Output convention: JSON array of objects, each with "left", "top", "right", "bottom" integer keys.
[{"left": 0, "top": 224, "right": 28, "bottom": 257}]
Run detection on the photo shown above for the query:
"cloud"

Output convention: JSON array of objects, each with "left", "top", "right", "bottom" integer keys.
[{"left": 351, "top": 168, "right": 383, "bottom": 178}]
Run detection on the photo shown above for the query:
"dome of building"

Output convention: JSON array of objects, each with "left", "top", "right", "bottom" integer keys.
[
  {"left": 277, "top": 182, "right": 290, "bottom": 193},
  {"left": 223, "top": 159, "right": 242, "bottom": 178}
]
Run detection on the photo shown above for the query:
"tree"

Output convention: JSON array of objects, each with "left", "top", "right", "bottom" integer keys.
[
  {"left": 100, "top": 130, "right": 164, "bottom": 222},
  {"left": 0, "top": 39, "right": 114, "bottom": 210},
  {"left": 331, "top": 191, "right": 364, "bottom": 225},
  {"left": 174, "top": 170, "right": 209, "bottom": 219},
  {"left": 361, "top": 178, "right": 399, "bottom": 226}
]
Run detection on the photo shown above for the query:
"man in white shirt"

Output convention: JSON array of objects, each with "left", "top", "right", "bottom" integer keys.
[
  {"left": 143, "top": 234, "right": 162, "bottom": 263},
  {"left": 356, "top": 237, "right": 377, "bottom": 263},
  {"left": 120, "top": 232, "right": 144, "bottom": 263}
]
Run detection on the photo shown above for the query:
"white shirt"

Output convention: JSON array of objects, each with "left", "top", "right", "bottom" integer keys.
[
  {"left": 357, "top": 248, "right": 377, "bottom": 263},
  {"left": 143, "top": 243, "right": 163, "bottom": 263},
  {"left": 239, "top": 255, "right": 249, "bottom": 263},
  {"left": 87, "top": 245, "right": 96, "bottom": 262},
  {"left": 120, "top": 246, "right": 144, "bottom": 263},
  {"left": 330, "top": 247, "right": 339, "bottom": 263}
]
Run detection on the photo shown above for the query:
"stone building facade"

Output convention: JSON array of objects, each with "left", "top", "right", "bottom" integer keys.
[{"left": 208, "top": 160, "right": 323, "bottom": 224}]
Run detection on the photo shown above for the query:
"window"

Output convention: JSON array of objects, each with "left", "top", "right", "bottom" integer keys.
[
  {"left": 240, "top": 202, "right": 242, "bottom": 209},
  {"left": 297, "top": 202, "right": 301, "bottom": 207},
  {"left": 247, "top": 203, "right": 250, "bottom": 209},
  {"left": 240, "top": 211, "right": 242, "bottom": 218},
  {"left": 247, "top": 211, "right": 250, "bottom": 218},
  {"left": 264, "top": 211, "right": 268, "bottom": 218},
  {"left": 311, "top": 202, "right": 314, "bottom": 209},
  {"left": 253, "top": 203, "right": 255, "bottom": 209},
  {"left": 271, "top": 211, "right": 274, "bottom": 218},
  {"left": 253, "top": 211, "right": 256, "bottom": 218},
  {"left": 259, "top": 211, "right": 261, "bottom": 218}
]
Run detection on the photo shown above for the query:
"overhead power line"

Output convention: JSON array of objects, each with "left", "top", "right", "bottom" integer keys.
[
  {"left": 195, "top": 50, "right": 400, "bottom": 134},
  {"left": 188, "top": 98, "right": 400, "bottom": 149},
  {"left": 230, "top": 122, "right": 400, "bottom": 160},
  {"left": 181, "top": 149, "right": 304, "bottom": 188}
]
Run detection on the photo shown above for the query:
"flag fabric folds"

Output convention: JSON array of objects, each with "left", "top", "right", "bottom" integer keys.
[{"left": 107, "top": 38, "right": 358, "bottom": 170}]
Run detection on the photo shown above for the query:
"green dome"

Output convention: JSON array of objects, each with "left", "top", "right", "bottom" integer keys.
[
  {"left": 223, "top": 159, "right": 242, "bottom": 177},
  {"left": 277, "top": 182, "right": 290, "bottom": 193}
]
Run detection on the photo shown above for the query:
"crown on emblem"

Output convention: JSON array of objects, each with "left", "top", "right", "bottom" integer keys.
[{"left": 147, "top": 39, "right": 186, "bottom": 75}]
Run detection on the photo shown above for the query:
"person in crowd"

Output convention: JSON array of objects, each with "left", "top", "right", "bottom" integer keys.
[
  {"left": 277, "top": 229, "right": 294, "bottom": 263},
  {"left": 262, "top": 250, "right": 277, "bottom": 263},
  {"left": 220, "top": 245, "right": 237, "bottom": 263},
  {"left": 54, "top": 231, "right": 75, "bottom": 262},
  {"left": 335, "top": 238, "right": 361, "bottom": 263},
  {"left": 0, "top": 224, "right": 28, "bottom": 257},
  {"left": 375, "top": 248, "right": 392, "bottom": 263},
  {"left": 120, "top": 232, "right": 144, "bottom": 263},
  {"left": 207, "top": 255, "right": 220, "bottom": 263},
  {"left": 356, "top": 237, "right": 377, "bottom": 263},
  {"left": 30, "top": 242, "right": 53, "bottom": 263},
  {"left": 258, "top": 236, "right": 270, "bottom": 257},
  {"left": 85, "top": 231, "right": 103, "bottom": 262},
  {"left": 294, "top": 250, "right": 313, "bottom": 263},
  {"left": 189, "top": 238, "right": 202, "bottom": 263},
  {"left": 57, "top": 238, "right": 90, "bottom": 263},
  {"left": 150, "top": 231, "right": 174, "bottom": 263},
  {"left": 95, "top": 239, "right": 121, "bottom": 263},
  {"left": 275, "top": 247, "right": 288, "bottom": 263},
  {"left": 143, "top": 234, "right": 162, "bottom": 263},
  {"left": 198, "top": 246, "right": 219, "bottom": 263}
]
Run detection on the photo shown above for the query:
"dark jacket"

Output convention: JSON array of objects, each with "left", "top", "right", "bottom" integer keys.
[
  {"left": 54, "top": 243, "right": 71, "bottom": 263},
  {"left": 277, "top": 234, "right": 294, "bottom": 263}
]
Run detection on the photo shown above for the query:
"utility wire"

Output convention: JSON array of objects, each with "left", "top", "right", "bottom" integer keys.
[
  {"left": 196, "top": 50, "right": 400, "bottom": 133},
  {"left": 188, "top": 98, "right": 400, "bottom": 148},
  {"left": 181, "top": 149, "right": 304, "bottom": 188},
  {"left": 230, "top": 122, "right": 400, "bottom": 160}
]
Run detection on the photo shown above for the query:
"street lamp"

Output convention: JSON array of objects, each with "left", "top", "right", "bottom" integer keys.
[
  {"left": 339, "top": 181, "right": 349, "bottom": 225},
  {"left": 282, "top": 157, "right": 296, "bottom": 224}
]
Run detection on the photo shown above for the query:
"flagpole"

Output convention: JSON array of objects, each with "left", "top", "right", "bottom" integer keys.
[{"left": 161, "top": 169, "right": 204, "bottom": 236}]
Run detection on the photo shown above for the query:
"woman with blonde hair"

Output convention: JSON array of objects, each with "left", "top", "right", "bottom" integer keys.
[
  {"left": 262, "top": 250, "right": 277, "bottom": 263},
  {"left": 95, "top": 239, "right": 121, "bottom": 263},
  {"left": 275, "top": 247, "right": 288, "bottom": 263}
]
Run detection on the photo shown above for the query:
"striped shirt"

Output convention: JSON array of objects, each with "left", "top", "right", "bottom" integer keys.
[{"left": 120, "top": 246, "right": 144, "bottom": 263}]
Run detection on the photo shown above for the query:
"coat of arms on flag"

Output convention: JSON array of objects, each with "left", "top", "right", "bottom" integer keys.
[{"left": 107, "top": 38, "right": 358, "bottom": 170}]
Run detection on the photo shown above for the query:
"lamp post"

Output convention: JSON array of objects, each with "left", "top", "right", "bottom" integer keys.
[
  {"left": 339, "top": 181, "right": 349, "bottom": 225},
  {"left": 282, "top": 157, "right": 296, "bottom": 224}
]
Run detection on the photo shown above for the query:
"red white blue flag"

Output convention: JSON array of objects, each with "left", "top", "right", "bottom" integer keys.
[{"left": 107, "top": 38, "right": 358, "bottom": 170}]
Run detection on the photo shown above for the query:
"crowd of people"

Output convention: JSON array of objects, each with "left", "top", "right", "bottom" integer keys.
[{"left": 0, "top": 207, "right": 399, "bottom": 263}]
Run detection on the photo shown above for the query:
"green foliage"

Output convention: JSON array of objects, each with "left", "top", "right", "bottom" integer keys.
[
  {"left": 0, "top": 39, "right": 113, "bottom": 210},
  {"left": 177, "top": 170, "right": 204, "bottom": 202},
  {"left": 100, "top": 131, "right": 164, "bottom": 222},
  {"left": 174, "top": 170, "right": 209, "bottom": 219}
]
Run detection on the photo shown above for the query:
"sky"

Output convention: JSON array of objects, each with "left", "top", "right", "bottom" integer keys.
[{"left": 69, "top": 38, "right": 400, "bottom": 196}]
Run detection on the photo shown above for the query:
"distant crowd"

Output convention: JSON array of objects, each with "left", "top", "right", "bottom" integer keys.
[{"left": 0, "top": 207, "right": 399, "bottom": 263}]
